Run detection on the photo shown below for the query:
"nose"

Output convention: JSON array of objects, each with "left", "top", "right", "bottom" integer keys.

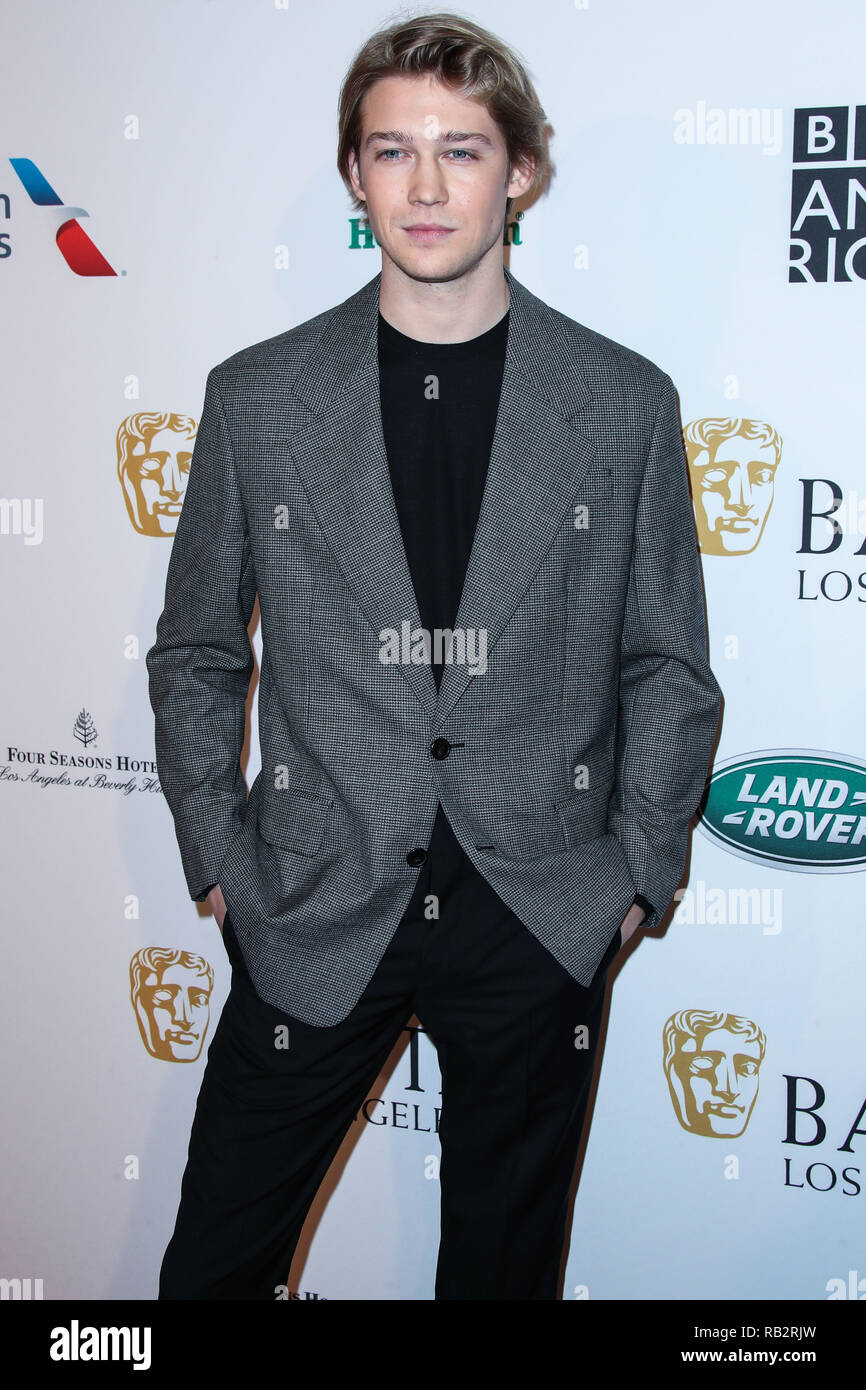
[
  {"left": 407, "top": 149, "right": 448, "bottom": 205},
  {"left": 173, "top": 991, "right": 192, "bottom": 1024},
  {"left": 727, "top": 463, "right": 754, "bottom": 510},
  {"left": 713, "top": 1059, "right": 737, "bottom": 1099},
  {"left": 161, "top": 454, "right": 184, "bottom": 499}
]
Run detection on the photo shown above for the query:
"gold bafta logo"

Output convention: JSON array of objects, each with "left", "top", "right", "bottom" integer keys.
[
  {"left": 683, "top": 418, "right": 782, "bottom": 555},
  {"left": 130, "top": 947, "right": 214, "bottom": 1062},
  {"left": 663, "top": 1009, "right": 766, "bottom": 1137},
  {"left": 117, "top": 412, "right": 196, "bottom": 536}
]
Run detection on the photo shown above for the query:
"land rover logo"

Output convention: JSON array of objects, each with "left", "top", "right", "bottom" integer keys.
[{"left": 699, "top": 750, "right": 866, "bottom": 871}]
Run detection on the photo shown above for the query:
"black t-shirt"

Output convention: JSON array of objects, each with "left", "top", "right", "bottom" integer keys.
[{"left": 377, "top": 306, "right": 509, "bottom": 689}]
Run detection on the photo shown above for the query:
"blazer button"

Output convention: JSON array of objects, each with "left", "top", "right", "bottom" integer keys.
[
  {"left": 406, "top": 848, "right": 428, "bottom": 866},
  {"left": 430, "top": 738, "right": 451, "bottom": 760}
]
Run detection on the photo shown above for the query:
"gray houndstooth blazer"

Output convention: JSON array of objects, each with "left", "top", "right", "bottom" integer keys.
[{"left": 146, "top": 265, "right": 722, "bottom": 1026}]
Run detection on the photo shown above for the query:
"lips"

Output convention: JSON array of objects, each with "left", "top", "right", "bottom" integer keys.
[{"left": 404, "top": 225, "right": 455, "bottom": 240}]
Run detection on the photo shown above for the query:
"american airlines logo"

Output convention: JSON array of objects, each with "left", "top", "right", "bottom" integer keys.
[{"left": 8, "top": 156, "right": 116, "bottom": 275}]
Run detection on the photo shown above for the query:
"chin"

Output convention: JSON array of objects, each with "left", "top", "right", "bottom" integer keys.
[{"left": 395, "top": 257, "right": 466, "bottom": 284}]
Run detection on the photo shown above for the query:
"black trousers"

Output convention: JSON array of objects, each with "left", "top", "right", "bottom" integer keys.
[{"left": 158, "top": 804, "right": 622, "bottom": 1301}]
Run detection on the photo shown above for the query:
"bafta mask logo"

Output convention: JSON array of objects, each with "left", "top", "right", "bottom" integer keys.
[
  {"left": 117, "top": 412, "right": 196, "bottom": 536},
  {"left": 683, "top": 417, "right": 782, "bottom": 555},
  {"left": 663, "top": 1008, "right": 766, "bottom": 1138},
  {"left": 130, "top": 946, "right": 214, "bottom": 1062}
]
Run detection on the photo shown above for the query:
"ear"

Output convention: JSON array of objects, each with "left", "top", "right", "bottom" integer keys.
[
  {"left": 347, "top": 148, "right": 367, "bottom": 204},
  {"left": 507, "top": 152, "right": 536, "bottom": 200}
]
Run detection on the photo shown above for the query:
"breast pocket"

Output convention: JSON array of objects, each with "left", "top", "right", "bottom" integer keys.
[
  {"left": 570, "top": 458, "right": 640, "bottom": 524},
  {"left": 256, "top": 787, "right": 334, "bottom": 857}
]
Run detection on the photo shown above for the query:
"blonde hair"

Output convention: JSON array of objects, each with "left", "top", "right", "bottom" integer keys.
[{"left": 337, "top": 10, "right": 553, "bottom": 220}]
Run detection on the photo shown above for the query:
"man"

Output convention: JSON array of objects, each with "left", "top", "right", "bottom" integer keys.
[{"left": 147, "top": 12, "right": 722, "bottom": 1300}]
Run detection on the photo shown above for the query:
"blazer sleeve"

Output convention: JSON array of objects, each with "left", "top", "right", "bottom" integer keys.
[
  {"left": 607, "top": 372, "right": 722, "bottom": 928},
  {"left": 146, "top": 366, "right": 257, "bottom": 903},
  {"left": 631, "top": 892, "right": 656, "bottom": 922}
]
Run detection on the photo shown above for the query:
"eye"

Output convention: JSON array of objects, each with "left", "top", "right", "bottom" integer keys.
[
  {"left": 375, "top": 148, "right": 479, "bottom": 162},
  {"left": 689, "top": 1055, "right": 714, "bottom": 1073}
]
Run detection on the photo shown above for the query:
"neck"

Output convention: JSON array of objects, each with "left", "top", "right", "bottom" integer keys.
[{"left": 378, "top": 251, "right": 510, "bottom": 343}]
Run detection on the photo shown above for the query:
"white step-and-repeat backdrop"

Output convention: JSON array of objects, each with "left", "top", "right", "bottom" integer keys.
[{"left": 2, "top": 0, "right": 864, "bottom": 1301}]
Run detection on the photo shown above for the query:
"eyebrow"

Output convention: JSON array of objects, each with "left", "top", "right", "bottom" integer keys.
[{"left": 364, "top": 129, "right": 495, "bottom": 150}]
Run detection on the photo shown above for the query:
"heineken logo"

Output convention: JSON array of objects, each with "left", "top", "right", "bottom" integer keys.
[{"left": 699, "top": 750, "right": 866, "bottom": 871}]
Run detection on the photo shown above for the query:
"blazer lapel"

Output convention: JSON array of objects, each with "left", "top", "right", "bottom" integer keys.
[
  {"left": 287, "top": 273, "right": 437, "bottom": 712},
  {"left": 286, "top": 265, "right": 598, "bottom": 724}
]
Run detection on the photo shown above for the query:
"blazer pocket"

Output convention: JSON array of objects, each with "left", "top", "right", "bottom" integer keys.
[
  {"left": 554, "top": 783, "right": 612, "bottom": 848},
  {"left": 583, "top": 461, "right": 615, "bottom": 494},
  {"left": 256, "top": 787, "right": 334, "bottom": 857}
]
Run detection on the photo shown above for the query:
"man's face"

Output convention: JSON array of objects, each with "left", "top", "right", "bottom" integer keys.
[
  {"left": 347, "top": 73, "right": 531, "bottom": 286},
  {"left": 687, "top": 433, "right": 778, "bottom": 556},
  {"left": 672, "top": 1027, "right": 763, "bottom": 1137}
]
